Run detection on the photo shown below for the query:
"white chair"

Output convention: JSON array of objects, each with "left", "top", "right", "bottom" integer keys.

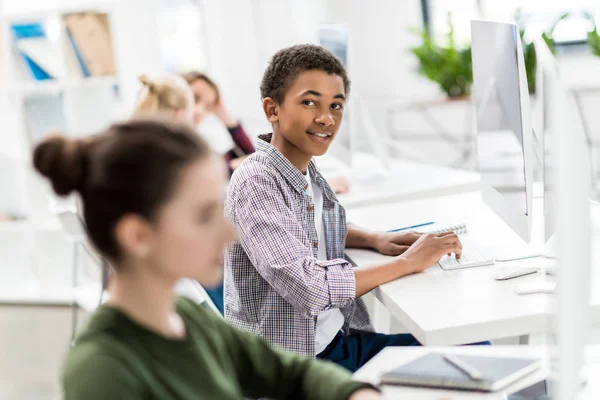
[
  {"left": 174, "top": 279, "right": 222, "bottom": 317},
  {"left": 52, "top": 206, "right": 221, "bottom": 319},
  {"left": 50, "top": 197, "right": 105, "bottom": 342}
]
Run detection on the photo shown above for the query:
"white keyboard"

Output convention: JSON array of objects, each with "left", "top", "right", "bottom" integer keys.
[{"left": 438, "top": 244, "right": 495, "bottom": 271}]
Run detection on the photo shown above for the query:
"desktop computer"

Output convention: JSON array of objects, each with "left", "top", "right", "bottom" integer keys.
[
  {"left": 471, "top": 23, "right": 591, "bottom": 398},
  {"left": 534, "top": 38, "right": 597, "bottom": 240},
  {"left": 471, "top": 20, "right": 535, "bottom": 245},
  {"left": 317, "top": 23, "right": 397, "bottom": 183},
  {"left": 436, "top": 20, "right": 536, "bottom": 271},
  {"left": 533, "top": 37, "right": 592, "bottom": 400}
]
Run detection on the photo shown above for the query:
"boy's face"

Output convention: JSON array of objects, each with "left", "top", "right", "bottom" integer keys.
[{"left": 266, "top": 70, "right": 346, "bottom": 157}]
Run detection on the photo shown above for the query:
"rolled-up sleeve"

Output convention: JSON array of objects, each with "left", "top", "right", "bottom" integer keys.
[{"left": 233, "top": 175, "right": 356, "bottom": 317}]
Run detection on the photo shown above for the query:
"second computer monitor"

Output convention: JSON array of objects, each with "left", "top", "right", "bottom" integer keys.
[
  {"left": 534, "top": 37, "right": 594, "bottom": 241},
  {"left": 471, "top": 20, "right": 534, "bottom": 243}
]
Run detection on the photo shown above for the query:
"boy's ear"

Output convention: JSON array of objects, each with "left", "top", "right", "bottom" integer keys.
[{"left": 262, "top": 97, "right": 279, "bottom": 123}]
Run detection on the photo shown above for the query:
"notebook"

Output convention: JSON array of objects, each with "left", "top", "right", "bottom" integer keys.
[
  {"left": 419, "top": 223, "right": 468, "bottom": 235},
  {"left": 380, "top": 352, "right": 542, "bottom": 392}
]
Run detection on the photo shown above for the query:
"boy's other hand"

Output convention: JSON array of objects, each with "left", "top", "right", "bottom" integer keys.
[
  {"left": 374, "top": 231, "right": 422, "bottom": 256},
  {"left": 399, "top": 232, "right": 463, "bottom": 273}
]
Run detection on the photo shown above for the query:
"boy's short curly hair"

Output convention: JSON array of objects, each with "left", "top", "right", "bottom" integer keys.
[{"left": 260, "top": 44, "right": 351, "bottom": 104}]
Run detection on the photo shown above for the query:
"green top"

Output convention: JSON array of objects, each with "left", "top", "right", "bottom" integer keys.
[{"left": 63, "top": 296, "right": 373, "bottom": 399}]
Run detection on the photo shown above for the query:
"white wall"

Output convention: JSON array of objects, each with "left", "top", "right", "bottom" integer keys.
[
  {"left": 200, "top": 0, "right": 457, "bottom": 152},
  {"left": 202, "top": 0, "right": 323, "bottom": 132},
  {"left": 110, "top": 0, "right": 163, "bottom": 114},
  {"left": 4, "top": 0, "right": 600, "bottom": 168}
]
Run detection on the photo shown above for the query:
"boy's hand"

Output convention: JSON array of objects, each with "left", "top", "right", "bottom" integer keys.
[
  {"left": 399, "top": 232, "right": 462, "bottom": 273},
  {"left": 374, "top": 231, "right": 422, "bottom": 256}
]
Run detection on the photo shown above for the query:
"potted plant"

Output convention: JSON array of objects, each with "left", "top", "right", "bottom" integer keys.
[
  {"left": 410, "top": 15, "right": 472, "bottom": 99},
  {"left": 588, "top": 25, "right": 600, "bottom": 56},
  {"left": 516, "top": 10, "right": 569, "bottom": 94}
]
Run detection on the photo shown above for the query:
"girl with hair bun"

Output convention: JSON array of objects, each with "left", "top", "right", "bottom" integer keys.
[
  {"left": 134, "top": 74, "right": 195, "bottom": 124},
  {"left": 33, "top": 118, "right": 379, "bottom": 400}
]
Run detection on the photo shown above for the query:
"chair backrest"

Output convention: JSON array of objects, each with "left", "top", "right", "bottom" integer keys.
[{"left": 53, "top": 208, "right": 221, "bottom": 316}]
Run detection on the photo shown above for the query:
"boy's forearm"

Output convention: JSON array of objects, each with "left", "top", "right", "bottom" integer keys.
[
  {"left": 354, "top": 257, "right": 414, "bottom": 297},
  {"left": 345, "top": 223, "right": 381, "bottom": 250}
]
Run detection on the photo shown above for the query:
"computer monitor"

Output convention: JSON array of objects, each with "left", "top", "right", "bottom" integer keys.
[
  {"left": 532, "top": 38, "right": 592, "bottom": 399},
  {"left": 471, "top": 20, "right": 535, "bottom": 244},
  {"left": 317, "top": 23, "right": 390, "bottom": 181},
  {"left": 318, "top": 23, "right": 352, "bottom": 170},
  {"left": 534, "top": 41, "right": 592, "bottom": 400},
  {"left": 534, "top": 38, "right": 595, "bottom": 241},
  {"left": 534, "top": 38, "right": 559, "bottom": 241}
]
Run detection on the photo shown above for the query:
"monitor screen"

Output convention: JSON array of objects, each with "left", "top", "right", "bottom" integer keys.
[
  {"left": 318, "top": 24, "right": 352, "bottom": 169},
  {"left": 472, "top": 21, "right": 530, "bottom": 219}
]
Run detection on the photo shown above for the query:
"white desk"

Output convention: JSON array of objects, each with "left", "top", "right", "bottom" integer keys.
[
  {"left": 0, "top": 282, "right": 102, "bottom": 309},
  {"left": 354, "top": 345, "right": 600, "bottom": 399},
  {"left": 345, "top": 191, "right": 600, "bottom": 345},
  {"left": 315, "top": 153, "right": 480, "bottom": 209}
]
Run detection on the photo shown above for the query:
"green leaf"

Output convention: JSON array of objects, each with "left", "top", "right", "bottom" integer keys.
[
  {"left": 408, "top": 14, "right": 473, "bottom": 97},
  {"left": 589, "top": 27, "right": 600, "bottom": 57}
]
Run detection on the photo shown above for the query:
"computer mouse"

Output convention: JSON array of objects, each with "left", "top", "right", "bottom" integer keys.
[{"left": 492, "top": 266, "right": 541, "bottom": 281}]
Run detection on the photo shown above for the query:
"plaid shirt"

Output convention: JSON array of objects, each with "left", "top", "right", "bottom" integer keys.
[{"left": 224, "top": 134, "right": 374, "bottom": 357}]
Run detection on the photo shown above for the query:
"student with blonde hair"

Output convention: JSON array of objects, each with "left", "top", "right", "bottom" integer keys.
[{"left": 134, "top": 74, "right": 195, "bottom": 124}]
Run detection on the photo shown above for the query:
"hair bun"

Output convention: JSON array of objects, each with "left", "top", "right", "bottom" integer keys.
[
  {"left": 33, "top": 135, "right": 89, "bottom": 196},
  {"left": 139, "top": 74, "right": 155, "bottom": 92}
]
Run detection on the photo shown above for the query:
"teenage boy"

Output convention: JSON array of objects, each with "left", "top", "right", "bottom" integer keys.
[{"left": 224, "top": 44, "right": 464, "bottom": 372}]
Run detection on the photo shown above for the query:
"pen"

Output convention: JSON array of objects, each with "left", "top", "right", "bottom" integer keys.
[
  {"left": 443, "top": 354, "right": 482, "bottom": 381},
  {"left": 387, "top": 221, "right": 435, "bottom": 233}
]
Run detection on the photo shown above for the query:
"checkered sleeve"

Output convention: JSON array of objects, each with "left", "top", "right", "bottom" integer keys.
[{"left": 233, "top": 175, "right": 356, "bottom": 317}]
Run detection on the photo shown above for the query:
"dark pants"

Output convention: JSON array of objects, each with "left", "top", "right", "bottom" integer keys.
[
  {"left": 204, "top": 283, "right": 224, "bottom": 315},
  {"left": 317, "top": 331, "right": 490, "bottom": 373}
]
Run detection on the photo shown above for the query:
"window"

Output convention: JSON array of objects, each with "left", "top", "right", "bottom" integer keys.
[
  {"left": 422, "top": 0, "right": 598, "bottom": 48},
  {"left": 157, "top": 0, "right": 209, "bottom": 73}
]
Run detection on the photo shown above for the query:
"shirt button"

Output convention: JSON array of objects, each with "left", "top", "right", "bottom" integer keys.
[
  {"left": 307, "top": 205, "right": 314, "bottom": 212},
  {"left": 304, "top": 184, "right": 309, "bottom": 190},
  {"left": 313, "top": 241, "right": 319, "bottom": 248}
]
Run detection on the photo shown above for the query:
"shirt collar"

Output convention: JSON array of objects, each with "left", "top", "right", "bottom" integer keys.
[{"left": 256, "top": 134, "right": 331, "bottom": 198}]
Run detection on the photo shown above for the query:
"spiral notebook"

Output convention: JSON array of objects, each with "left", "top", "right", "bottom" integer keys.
[
  {"left": 418, "top": 223, "right": 468, "bottom": 235},
  {"left": 380, "top": 352, "right": 541, "bottom": 392}
]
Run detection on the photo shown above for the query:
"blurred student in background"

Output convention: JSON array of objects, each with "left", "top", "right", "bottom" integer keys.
[
  {"left": 134, "top": 74, "right": 195, "bottom": 123},
  {"left": 33, "top": 118, "right": 380, "bottom": 400},
  {"left": 133, "top": 74, "right": 225, "bottom": 313},
  {"left": 183, "top": 72, "right": 255, "bottom": 174}
]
